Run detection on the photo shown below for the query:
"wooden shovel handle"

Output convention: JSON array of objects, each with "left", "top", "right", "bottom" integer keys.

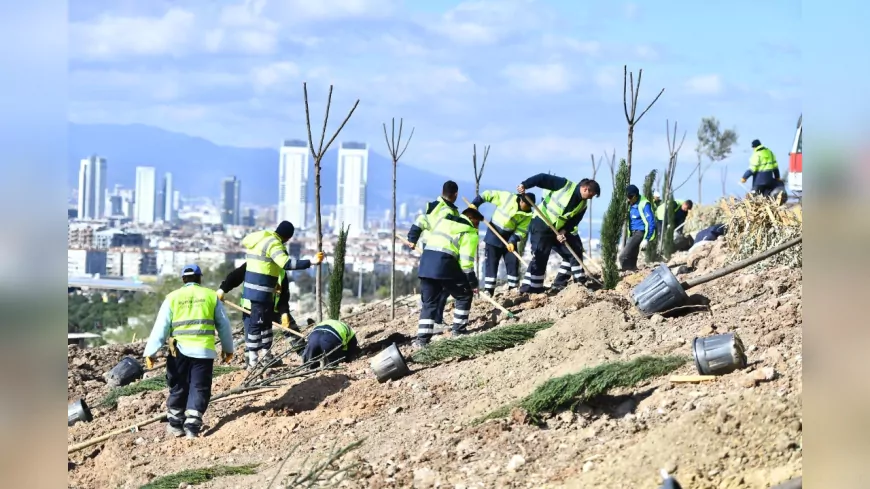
[
  {"left": 461, "top": 196, "right": 528, "bottom": 267},
  {"left": 222, "top": 300, "right": 305, "bottom": 339}
]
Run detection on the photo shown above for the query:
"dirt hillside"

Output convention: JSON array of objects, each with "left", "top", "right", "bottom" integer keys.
[{"left": 68, "top": 242, "right": 802, "bottom": 489}]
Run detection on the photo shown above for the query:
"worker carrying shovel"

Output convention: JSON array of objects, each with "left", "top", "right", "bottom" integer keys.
[
  {"left": 468, "top": 190, "right": 535, "bottom": 296},
  {"left": 143, "top": 264, "right": 234, "bottom": 439}
]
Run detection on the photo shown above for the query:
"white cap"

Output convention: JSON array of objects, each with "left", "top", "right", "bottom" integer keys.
[{"left": 653, "top": 191, "right": 661, "bottom": 198}]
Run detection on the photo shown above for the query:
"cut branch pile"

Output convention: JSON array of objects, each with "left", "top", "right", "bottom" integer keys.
[
  {"left": 409, "top": 322, "right": 554, "bottom": 365},
  {"left": 481, "top": 355, "right": 687, "bottom": 423},
  {"left": 683, "top": 201, "right": 727, "bottom": 235},
  {"left": 722, "top": 195, "right": 802, "bottom": 269}
]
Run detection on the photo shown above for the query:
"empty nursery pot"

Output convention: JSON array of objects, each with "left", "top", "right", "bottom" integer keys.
[
  {"left": 632, "top": 264, "right": 689, "bottom": 315},
  {"left": 692, "top": 332, "right": 747, "bottom": 375},
  {"left": 68, "top": 398, "right": 93, "bottom": 426},
  {"left": 104, "top": 356, "right": 145, "bottom": 388},
  {"left": 370, "top": 343, "right": 411, "bottom": 383}
]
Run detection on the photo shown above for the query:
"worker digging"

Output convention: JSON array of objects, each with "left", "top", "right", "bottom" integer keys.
[
  {"left": 142, "top": 264, "right": 234, "bottom": 439},
  {"left": 516, "top": 174, "right": 601, "bottom": 294},
  {"left": 468, "top": 189, "right": 535, "bottom": 296},
  {"left": 235, "top": 221, "right": 324, "bottom": 370},
  {"left": 406, "top": 180, "right": 460, "bottom": 335}
]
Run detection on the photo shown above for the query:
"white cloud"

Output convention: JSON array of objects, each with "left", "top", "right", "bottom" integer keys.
[
  {"left": 272, "top": 0, "right": 399, "bottom": 22},
  {"left": 430, "top": 0, "right": 554, "bottom": 45},
  {"left": 70, "top": 8, "right": 197, "bottom": 59},
  {"left": 69, "top": 69, "right": 248, "bottom": 102},
  {"left": 624, "top": 2, "right": 640, "bottom": 19},
  {"left": 594, "top": 66, "right": 621, "bottom": 89},
  {"left": 540, "top": 35, "right": 601, "bottom": 56},
  {"left": 634, "top": 44, "right": 659, "bottom": 61},
  {"left": 251, "top": 62, "right": 301, "bottom": 92},
  {"left": 685, "top": 74, "right": 725, "bottom": 95},
  {"left": 502, "top": 63, "right": 571, "bottom": 93}
]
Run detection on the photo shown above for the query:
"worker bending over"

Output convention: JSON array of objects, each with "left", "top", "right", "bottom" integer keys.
[
  {"left": 412, "top": 207, "right": 484, "bottom": 349},
  {"left": 217, "top": 261, "right": 301, "bottom": 355},
  {"left": 407, "top": 181, "right": 459, "bottom": 332},
  {"left": 301, "top": 319, "right": 360, "bottom": 366},
  {"left": 516, "top": 174, "right": 600, "bottom": 294},
  {"left": 238, "top": 221, "right": 323, "bottom": 370},
  {"left": 742, "top": 139, "right": 782, "bottom": 199},
  {"left": 143, "top": 265, "right": 234, "bottom": 439},
  {"left": 619, "top": 185, "right": 655, "bottom": 271},
  {"left": 655, "top": 198, "right": 693, "bottom": 238},
  {"left": 469, "top": 189, "right": 535, "bottom": 296},
  {"left": 550, "top": 224, "right": 587, "bottom": 290}
]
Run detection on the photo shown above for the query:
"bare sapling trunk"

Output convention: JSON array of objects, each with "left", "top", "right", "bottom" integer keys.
[
  {"left": 659, "top": 119, "right": 687, "bottom": 259},
  {"left": 382, "top": 118, "right": 415, "bottom": 320},
  {"left": 622, "top": 65, "right": 665, "bottom": 246},
  {"left": 471, "top": 144, "right": 490, "bottom": 283},
  {"left": 303, "top": 83, "right": 360, "bottom": 322}
]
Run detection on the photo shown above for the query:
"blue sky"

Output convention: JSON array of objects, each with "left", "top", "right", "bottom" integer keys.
[{"left": 68, "top": 0, "right": 801, "bottom": 205}]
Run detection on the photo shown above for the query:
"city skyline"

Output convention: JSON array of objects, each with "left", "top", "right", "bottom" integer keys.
[{"left": 77, "top": 155, "right": 107, "bottom": 220}]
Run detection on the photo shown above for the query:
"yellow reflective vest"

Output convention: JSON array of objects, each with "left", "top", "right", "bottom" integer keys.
[
  {"left": 315, "top": 319, "right": 356, "bottom": 350},
  {"left": 479, "top": 190, "right": 532, "bottom": 242},
  {"left": 167, "top": 283, "right": 218, "bottom": 353},
  {"left": 426, "top": 214, "right": 479, "bottom": 275},
  {"left": 414, "top": 197, "right": 459, "bottom": 248},
  {"left": 241, "top": 230, "right": 291, "bottom": 303},
  {"left": 240, "top": 268, "right": 285, "bottom": 313},
  {"left": 540, "top": 180, "right": 587, "bottom": 230}
]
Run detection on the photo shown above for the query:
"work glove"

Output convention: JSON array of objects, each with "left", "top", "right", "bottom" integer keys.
[
  {"left": 314, "top": 251, "right": 325, "bottom": 264},
  {"left": 506, "top": 243, "right": 515, "bottom": 253},
  {"left": 216, "top": 289, "right": 225, "bottom": 301},
  {"left": 281, "top": 313, "right": 291, "bottom": 329},
  {"left": 516, "top": 184, "right": 526, "bottom": 194},
  {"left": 740, "top": 178, "right": 747, "bottom": 183},
  {"left": 221, "top": 352, "right": 233, "bottom": 364},
  {"left": 144, "top": 356, "right": 154, "bottom": 370}
]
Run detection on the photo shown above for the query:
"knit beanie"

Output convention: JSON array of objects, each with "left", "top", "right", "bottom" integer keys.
[{"left": 275, "top": 221, "right": 295, "bottom": 240}]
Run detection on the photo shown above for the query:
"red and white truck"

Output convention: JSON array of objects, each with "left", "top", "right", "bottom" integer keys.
[{"left": 788, "top": 115, "right": 802, "bottom": 196}]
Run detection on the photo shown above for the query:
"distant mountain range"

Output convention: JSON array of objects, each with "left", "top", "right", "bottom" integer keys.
[{"left": 68, "top": 123, "right": 495, "bottom": 213}]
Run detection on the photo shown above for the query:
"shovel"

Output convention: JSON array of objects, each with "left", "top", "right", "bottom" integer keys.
[
  {"left": 461, "top": 196, "right": 528, "bottom": 267},
  {"left": 222, "top": 300, "right": 306, "bottom": 339},
  {"left": 632, "top": 236, "right": 801, "bottom": 314}
]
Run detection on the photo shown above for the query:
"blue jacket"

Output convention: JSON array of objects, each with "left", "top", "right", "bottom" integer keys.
[
  {"left": 521, "top": 173, "right": 587, "bottom": 235},
  {"left": 694, "top": 224, "right": 727, "bottom": 244},
  {"left": 629, "top": 200, "right": 656, "bottom": 240}
]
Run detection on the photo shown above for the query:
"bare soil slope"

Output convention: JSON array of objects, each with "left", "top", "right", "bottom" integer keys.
[{"left": 68, "top": 243, "right": 802, "bottom": 489}]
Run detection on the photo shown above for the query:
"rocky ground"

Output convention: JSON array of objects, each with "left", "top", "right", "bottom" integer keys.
[{"left": 67, "top": 240, "right": 802, "bottom": 489}]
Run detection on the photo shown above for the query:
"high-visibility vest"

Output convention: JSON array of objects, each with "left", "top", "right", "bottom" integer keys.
[
  {"left": 241, "top": 230, "right": 289, "bottom": 303},
  {"left": 415, "top": 197, "right": 458, "bottom": 247},
  {"left": 540, "top": 180, "right": 586, "bottom": 230},
  {"left": 426, "top": 214, "right": 479, "bottom": 274},
  {"left": 167, "top": 284, "right": 218, "bottom": 353},
  {"left": 636, "top": 197, "right": 655, "bottom": 241},
  {"left": 480, "top": 190, "right": 533, "bottom": 241},
  {"left": 749, "top": 146, "right": 778, "bottom": 173},
  {"left": 315, "top": 319, "right": 356, "bottom": 350},
  {"left": 655, "top": 199, "right": 685, "bottom": 221},
  {"left": 241, "top": 268, "right": 285, "bottom": 313}
]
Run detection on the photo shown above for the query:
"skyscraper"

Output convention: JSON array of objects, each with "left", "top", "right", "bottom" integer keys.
[
  {"left": 134, "top": 166, "right": 157, "bottom": 224},
  {"left": 160, "top": 173, "right": 175, "bottom": 222},
  {"left": 399, "top": 202, "right": 408, "bottom": 221},
  {"left": 336, "top": 142, "right": 369, "bottom": 237},
  {"left": 77, "top": 155, "right": 107, "bottom": 220},
  {"left": 278, "top": 140, "right": 309, "bottom": 229},
  {"left": 221, "top": 176, "right": 241, "bottom": 226}
]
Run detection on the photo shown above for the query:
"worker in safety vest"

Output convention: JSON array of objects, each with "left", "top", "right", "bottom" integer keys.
[
  {"left": 619, "top": 185, "right": 656, "bottom": 271},
  {"left": 469, "top": 190, "right": 535, "bottom": 295},
  {"left": 551, "top": 224, "right": 588, "bottom": 289},
  {"left": 237, "top": 221, "right": 324, "bottom": 369},
  {"left": 516, "top": 174, "right": 600, "bottom": 294},
  {"left": 143, "top": 264, "right": 234, "bottom": 439},
  {"left": 411, "top": 207, "right": 484, "bottom": 349},
  {"left": 742, "top": 139, "right": 782, "bottom": 198},
  {"left": 301, "top": 319, "right": 360, "bottom": 365},
  {"left": 655, "top": 198, "right": 693, "bottom": 238},
  {"left": 407, "top": 181, "right": 459, "bottom": 333}
]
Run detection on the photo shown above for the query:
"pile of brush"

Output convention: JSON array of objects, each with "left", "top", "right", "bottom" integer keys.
[
  {"left": 722, "top": 194, "right": 802, "bottom": 269},
  {"left": 683, "top": 200, "right": 728, "bottom": 235}
]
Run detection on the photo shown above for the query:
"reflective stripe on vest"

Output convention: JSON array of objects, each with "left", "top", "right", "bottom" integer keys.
[
  {"left": 489, "top": 191, "right": 532, "bottom": 239},
  {"left": 428, "top": 215, "right": 478, "bottom": 272},
  {"left": 240, "top": 268, "right": 285, "bottom": 312},
  {"left": 242, "top": 230, "right": 284, "bottom": 303},
  {"left": 316, "top": 319, "right": 356, "bottom": 350},
  {"left": 541, "top": 180, "right": 586, "bottom": 230},
  {"left": 168, "top": 284, "right": 218, "bottom": 352},
  {"left": 418, "top": 198, "right": 459, "bottom": 249},
  {"left": 637, "top": 197, "right": 655, "bottom": 241}
]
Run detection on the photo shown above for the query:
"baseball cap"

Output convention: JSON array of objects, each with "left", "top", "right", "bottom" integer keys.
[
  {"left": 625, "top": 184, "right": 640, "bottom": 198},
  {"left": 181, "top": 264, "right": 202, "bottom": 277}
]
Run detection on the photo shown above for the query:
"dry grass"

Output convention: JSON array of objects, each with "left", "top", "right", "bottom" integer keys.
[{"left": 721, "top": 195, "right": 802, "bottom": 269}]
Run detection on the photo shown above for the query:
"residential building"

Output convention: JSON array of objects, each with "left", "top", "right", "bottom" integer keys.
[
  {"left": 134, "top": 166, "right": 157, "bottom": 223},
  {"left": 77, "top": 155, "right": 107, "bottom": 220},
  {"left": 336, "top": 141, "right": 368, "bottom": 237},
  {"left": 278, "top": 140, "right": 309, "bottom": 229},
  {"left": 68, "top": 249, "right": 107, "bottom": 276},
  {"left": 220, "top": 176, "right": 241, "bottom": 226},
  {"left": 122, "top": 250, "right": 158, "bottom": 277},
  {"left": 93, "top": 230, "right": 145, "bottom": 249}
]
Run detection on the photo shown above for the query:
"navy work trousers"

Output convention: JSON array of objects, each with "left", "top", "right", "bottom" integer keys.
[
  {"left": 166, "top": 351, "right": 214, "bottom": 432},
  {"left": 302, "top": 327, "right": 360, "bottom": 365},
  {"left": 520, "top": 230, "right": 584, "bottom": 294},
  {"left": 483, "top": 244, "right": 520, "bottom": 295},
  {"left": 244, "top": 301, "right": 274, "bottom": 364},
  {"left": 417, "top": 278, "right": 473, "bottom": 342}
]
